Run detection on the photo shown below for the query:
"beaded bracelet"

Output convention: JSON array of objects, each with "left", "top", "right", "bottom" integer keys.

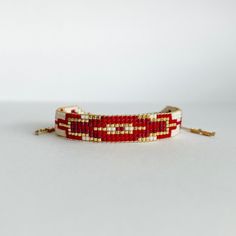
[{"left": 35, "top": 105, "right": 215, "bottom": 142}]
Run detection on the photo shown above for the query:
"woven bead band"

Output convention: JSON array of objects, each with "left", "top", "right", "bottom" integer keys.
[{"left": 55, "top": 105, "right": 182, "bottom": 142}]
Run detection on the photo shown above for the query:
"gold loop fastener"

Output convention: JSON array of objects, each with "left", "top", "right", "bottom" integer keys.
[{"left": 35, "top": 127, "right": 55, "bottom": 135}]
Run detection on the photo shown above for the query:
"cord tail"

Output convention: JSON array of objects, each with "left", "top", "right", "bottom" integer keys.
[{"left": 181, "top": 126, "right": 215, "bottom": 137}]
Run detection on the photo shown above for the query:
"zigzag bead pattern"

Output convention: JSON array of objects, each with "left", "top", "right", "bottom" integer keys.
[{"left": 55, "top": 106, "right": 182, "bottom": 142}]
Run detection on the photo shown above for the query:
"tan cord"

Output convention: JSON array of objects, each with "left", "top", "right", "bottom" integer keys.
[
  {"left": 35, "top": 127, "right": 55, "bottom": 135},
  {"left": 181, "top": 126, "right": 215, "bottom": 137}
]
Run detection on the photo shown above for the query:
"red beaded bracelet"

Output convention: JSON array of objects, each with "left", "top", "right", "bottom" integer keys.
[{"left": 35, "top": 105, "right": 215, "bottom": 142}]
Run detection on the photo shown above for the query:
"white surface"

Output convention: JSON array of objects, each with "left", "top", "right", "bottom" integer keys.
[
  {"left": 0, "top": 102, "right": 236, "bottom": 236},
  {"left": 0, "top": 0, "right": 235, "bottom": 103}
]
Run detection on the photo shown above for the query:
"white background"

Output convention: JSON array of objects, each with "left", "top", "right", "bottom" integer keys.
[
  {"left": 0, "top": 0, "right": 235, "bottom": 103},
  {"left": 0, "top": 0, "right": 236, "bottom": 235}
]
